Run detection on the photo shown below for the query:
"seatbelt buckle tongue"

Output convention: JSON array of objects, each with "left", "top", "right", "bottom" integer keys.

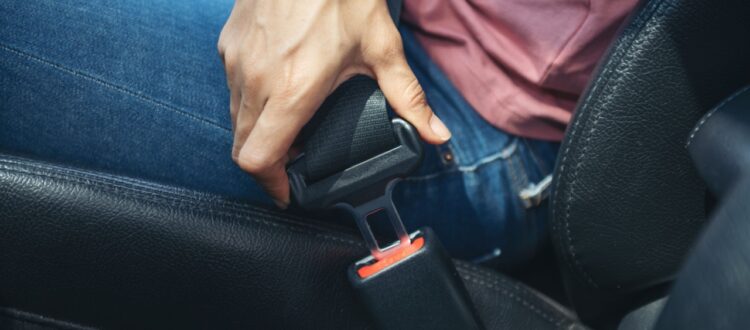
[
  {"left": 288, "top": 117, "right": 423, "bottom": 259},
  {"left": 287, "top": 118, "right": 423, "bottom": 211},
  {"left": 336, "top": 180, "right": 411, "bottom": 260}
]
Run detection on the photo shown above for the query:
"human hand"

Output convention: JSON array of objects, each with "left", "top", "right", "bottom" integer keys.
[{"left": 218, "top": 0, "right": 451, "bottom": 208}]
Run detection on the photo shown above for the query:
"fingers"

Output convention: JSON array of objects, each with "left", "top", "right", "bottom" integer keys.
[
  {"left": 235, "top": 77, "right": 330, "bottom": 208},
  {"left": 227, "top": 39, "right": 267, "bottom": 162},
  {"left": 373, "top": 56, "right": 451, "bottom": 144},
  {"left": 231, "top": 94, "right": 263, "bottom": 160},
  {"left": 218, "top": 0, "right": 448, "bottom": 210},
  {"left": 237, "top": 146, "right": 291, "bottom": 209},
  {"left": 361, "top": 19, "right": 451, "bottom": 145},
  {"left": 229, "top": 88, "right": 241, "bottom": 131}
]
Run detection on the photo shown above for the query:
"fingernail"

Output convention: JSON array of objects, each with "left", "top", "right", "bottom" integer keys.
[
  {"left": 273, "top": 198, "right": 289, "bottom": 210},
  {"left": 429, "top": 114, "right": 452, "bottom": 141}
]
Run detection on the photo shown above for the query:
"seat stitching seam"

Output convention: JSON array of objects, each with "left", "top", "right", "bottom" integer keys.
[
  {"left": 455, "top": 264, "right": 577, "bottom": 323},
  {"left": 458, "top": 264, "right": 553, "bottom": 303},
  {"left": 460, "top": 274, "right": 566, "bottom": 328},
  {"left": 0, "top": 167, "right": 364, "bottom": 247},
  {"left": 0, "top": 43, "right": 230, "bottom": 132},
  {"left": 0, "top": 160, "right": 364, "bottom": 242},
  {"left": 0, "top": 158, "right": 269, "bottom": 213},
  {"left": 0, "top": 159, "right": 335, "bottom": 232},
  {"left": 685, "top": 85, "right": 750, "bottom": 148},
  {"left": 0, "top": 165, "right": 311, "bottom": 230},
  {"left": 0, "top": 307, "right": 91, "bottom": 330},
  {"left": 0, "top": 158, "right": 349, "bottom": 232}
]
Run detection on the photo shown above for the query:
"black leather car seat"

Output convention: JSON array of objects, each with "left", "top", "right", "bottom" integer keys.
[
  {"left": 2, "top": 0, "right": 750, "bottom": 328},
  {"left": 550, "top": 0, "right": 750, "bottom": 325}
]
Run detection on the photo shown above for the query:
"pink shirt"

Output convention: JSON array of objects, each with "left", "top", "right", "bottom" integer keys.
[{"left": 403, "top": 0, "right": 639, "bottom": 141}]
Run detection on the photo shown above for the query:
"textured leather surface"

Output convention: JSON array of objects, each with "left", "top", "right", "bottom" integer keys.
[
  {"left": 455, "top": 261, "right": 588, "bottom": 330},
  {"left": 0, "top": 154, "right": 584, "bottom": 329},
  {"left": 550, "top": 0, "right": 750, "bottom": 321},
  {"left": 654, "top": 175, "right": 750, "bottom": 330}
]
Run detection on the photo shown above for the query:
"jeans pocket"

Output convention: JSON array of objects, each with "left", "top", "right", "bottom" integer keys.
[{"left": 504, "top": 138, "right": 534, "bottom": 203}]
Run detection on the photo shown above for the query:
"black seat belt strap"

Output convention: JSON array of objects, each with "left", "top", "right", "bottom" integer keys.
[
  {"left": 299, "top": 76, "right": 398, "bottom": 183},
  {"left": 292, "top": 0, "right": 405, "bottom": 184}
]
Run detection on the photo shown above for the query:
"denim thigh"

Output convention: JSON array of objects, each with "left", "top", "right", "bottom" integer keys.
[
  {"left": 394, "top": 28, "right": 560, "bottom": 266},
  {"left": 0, "top": 0, "right": 270, "bottom": 203}
]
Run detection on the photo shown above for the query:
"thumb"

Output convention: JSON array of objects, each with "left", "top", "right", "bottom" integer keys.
[{"left": 373, "top": 57, "right": 451, "bottom": 144}]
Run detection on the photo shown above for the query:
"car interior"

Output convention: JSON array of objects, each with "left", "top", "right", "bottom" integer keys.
[{"left": 2, "top": 0, "right": 750, "bottom": 329}]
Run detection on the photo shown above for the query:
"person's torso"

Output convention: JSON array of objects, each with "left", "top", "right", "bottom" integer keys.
[{"left": 403, "top": 0, "right": 640, "bottom": 140}]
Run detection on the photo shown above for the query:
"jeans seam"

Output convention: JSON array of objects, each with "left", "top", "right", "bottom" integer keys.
[
  {"left": 405, "top": 140, "right": 518, "bottom": 182},
  {"left": 505, "top": 144, "right": 529, "bottom": 197},
  {"left": 516, "top": 150, "right": 531, "bottom": 189},
  {"left": 0, "top": 42, "right": 230, "bottom": 132},
  {"left": 523, "top": 138, "right": 550, "bottom": 175}
]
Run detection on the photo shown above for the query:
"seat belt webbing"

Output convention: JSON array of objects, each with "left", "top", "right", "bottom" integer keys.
[{"left": 297, "top": 0, "right": 404, "bottom": 183}]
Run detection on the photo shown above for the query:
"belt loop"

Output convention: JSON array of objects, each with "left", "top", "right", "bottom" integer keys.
[{"left": 519, "top": 174, "right": 553, "bottom": 209}]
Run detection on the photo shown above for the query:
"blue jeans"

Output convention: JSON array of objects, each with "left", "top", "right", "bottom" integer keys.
[{"left": 0, "top": 0, "right": 558, "bottom": 266}]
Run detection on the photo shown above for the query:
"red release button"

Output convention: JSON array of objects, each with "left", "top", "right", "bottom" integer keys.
[{"left": 356, "top": 237, "right": 425, "bottom": 279}]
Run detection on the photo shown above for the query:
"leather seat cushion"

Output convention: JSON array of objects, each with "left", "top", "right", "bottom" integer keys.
[{"left": 0, "top": 154, "right": 585, "bottom": 329}]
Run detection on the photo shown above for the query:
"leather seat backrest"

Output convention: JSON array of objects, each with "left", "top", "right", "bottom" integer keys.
[{"left": 550, "top": 0, "right": 750, "bottom": 324}]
